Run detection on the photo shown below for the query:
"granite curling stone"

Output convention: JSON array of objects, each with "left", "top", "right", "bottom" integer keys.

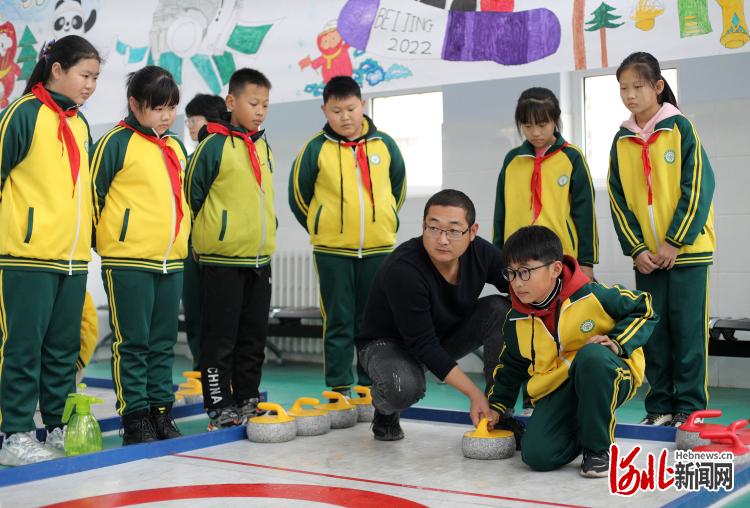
[
  {"left": 350, "top": 385, "right": 375, "bottom": 422},
  {"left": 246, "top": 402, "right": 297, "bottom": 443},
  {"left": 462, "top": 418, "right": 516, "bottom": 460},
  {"left": 287, "top": 397, "right": 331, "bottom": 436},
  {"left": 675, "top": 410, "right": 724, "bottom": 450},
  {"left": 315, "top": 391, "right": 358, "bottom": 429}
]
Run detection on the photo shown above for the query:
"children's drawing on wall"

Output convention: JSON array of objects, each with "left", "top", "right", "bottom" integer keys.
[
  {"left": 416, "top": 0, "right": 514, "bottom": 11},
  {"left": 717, "top": 0, "right": 749, "bottom": 48},
  {"left": 117, "top": 0, "right": 275, "bottom": 94},
  {"left": 630, "top": 0, "right": 664, "bottom": 31},
  {"left": 0, "top": 21, "right": 22, "bottom": 108},
  {"left": 586, "top": 2, "right": 624, "bottom": 68},
  {"left": 573, "top": 0, "right": 587, "bottom": 69},
  {"left": 337, "top": 0, "right": 560, "bottom": 66},
  {"left": 50, "top": 0, "right": 97, "bottom": 38},
  {"left": 299, "top": 21, "right": 353, "bottom": 84},
  {"left": 299, "top": 19, "right": 413, "bottom": 98},
  {"left": 679, "top": 0, "right": 713, "bottom": 37},
  {"left": 21, "top": 0, "right": 49, "bottom": 8},
  {"left": 16, "top": 26, "right": 38, "bottom": 81}
]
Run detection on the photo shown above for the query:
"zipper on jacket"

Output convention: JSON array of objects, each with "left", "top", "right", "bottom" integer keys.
[
  {"left": 353, "top": 146, "right": 365, "bottom": 258},
  {"left": 161, "top": 150, "right": 176, "bottom": 274},
  {"left": 256, "top": 187, "right": 266, "bottom": 268},
  {"left": 68, "top": 174, "right": 82, "bottom": 275}
]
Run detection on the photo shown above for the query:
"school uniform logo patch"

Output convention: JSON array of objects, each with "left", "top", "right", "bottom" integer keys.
[
  {"left": 580, "top": 319, "right": 595, "bottom": 333},
  {"left": 557, "top": 175, "right": 569, "bottom": 187},
  {"left": 664, "top": 150, "right": 676, "bottom": 163},
  {"left": 370, "top": 155, "right": 380, "bottom": 165}
]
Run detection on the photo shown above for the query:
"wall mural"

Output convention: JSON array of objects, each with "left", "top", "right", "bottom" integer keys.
[{"left": 0, "top": 0, "right": 748, "bottom": 123}]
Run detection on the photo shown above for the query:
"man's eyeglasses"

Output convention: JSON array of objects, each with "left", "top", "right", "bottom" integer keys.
[
  {"left": 423, "top": 224, "right": 470, "bottom": 241},
  {"left": 502, "top": 261, "right": 554, "bottom": 282}
]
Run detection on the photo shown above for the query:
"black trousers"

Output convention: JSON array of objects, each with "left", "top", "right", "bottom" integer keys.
[
  {"left": 200, "top": 264, "right": 271, "bottom": 410},
  {"left": 359, "top": 295, "right": 510, "bottom": 415}
]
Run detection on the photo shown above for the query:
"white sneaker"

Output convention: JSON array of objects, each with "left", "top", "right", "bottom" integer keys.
[
  {"left": 44, "top": 427, "right": 65, "bottom": 457},
  {"left": 640, "top": 413, "right": 673, "bottom": 426},
  {"left": 0, "top": 432, "right": 57, "bottom": 466}
]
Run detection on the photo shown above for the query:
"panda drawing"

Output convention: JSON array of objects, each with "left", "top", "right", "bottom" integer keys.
[{"left": 51, "top": 0, "right": 97, "bottom": 37}]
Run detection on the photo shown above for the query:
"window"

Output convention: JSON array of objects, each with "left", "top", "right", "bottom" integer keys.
[
  {"left": 371, "top": 91, "right": 443, "bottom": 197},
  {"left": 583, "top": 69, "right": 678, "bottom": 182}
]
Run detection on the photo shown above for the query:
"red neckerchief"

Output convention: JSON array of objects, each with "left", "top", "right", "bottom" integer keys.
[
  {"left": 530, "top": 142, "right": 568, "bottom": 222},
  {"left": 628, "top": 132, "right": 662, "bottom": 205},
  {"left": 340, "top": 140, "right": 372, "bottom": 201},
  {"left": 32, "top": 83, "right": 80, "bottom": 194},
  {"left": 117, "top": 120, "right": 184, "bottom": 238},
  {"left": 206, "top": 122, "right": 262, "bottom": 186}
]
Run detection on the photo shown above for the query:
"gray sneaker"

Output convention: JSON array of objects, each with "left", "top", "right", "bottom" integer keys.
[
  {"left": 0, "top": 432, "right": 57, "bottom": 466},
  {"left": 44, "top": 427, "right": 65, "bottom": 457},
  {"left": 206, "top": 407, "right": 241, "bottom": 431}
]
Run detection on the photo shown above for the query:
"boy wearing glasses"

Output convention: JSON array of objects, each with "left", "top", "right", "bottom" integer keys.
[
  {"left": 289, "top": 76, "right": 406, "bottom": 397},
  {"left": 487, "top": 225, "right": 657, "bottom": 478},
  {"left": 356, "top": 189, "right": 511, "bottom": 441}
]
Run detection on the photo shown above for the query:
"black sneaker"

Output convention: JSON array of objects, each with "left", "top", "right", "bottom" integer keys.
[
  {"left": 371, "top": 410, "right": 404, "bottom": 441},
  {"left": 207, "top": 407, "right": 241, "bottom": 431},
  {"left": 236, "top": 398, "right": 263, "bottom": 424},
  {"left": 150, "top": 406, "right": 182, "bottom": 440},
  {"left": 640, "top": 413, "right": 673, "bottom": 426},
  {"left": 581, "top": 449, "right": 610, "bottom": 478},
  {"left": 121, "top": 410, "right": 159, "bottom": 446},
  {"left": 670, "top": 412, "right": 690, "bottom": 428}
]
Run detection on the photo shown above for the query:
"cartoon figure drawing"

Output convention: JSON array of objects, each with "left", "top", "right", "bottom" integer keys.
[
  {"left": 51, "top": 0, "right": 97, "bottom": 37},
  {"left": 0, "top": 22, "right": 22, "bottom": 109},
  {"left": 299, "top": 21, "right": 353, "bottom": 83}
]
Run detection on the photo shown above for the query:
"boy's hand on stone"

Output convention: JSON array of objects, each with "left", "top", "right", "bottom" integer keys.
[
  {"left": 587, "top": 334, "right": 619, "bottom": 354},
  {"left": 486, "top": 409, "right": 500, "bottom": 429},
  {"left": 653, "top": 243, "right": 678, "bottom": 270},
  {"left": 635, "top": 251, "right": 659, "bottom": 274}
]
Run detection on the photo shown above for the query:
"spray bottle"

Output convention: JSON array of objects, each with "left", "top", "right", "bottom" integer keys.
[{"left": 61, "top": 383, "right": 103, "bottom": 456}]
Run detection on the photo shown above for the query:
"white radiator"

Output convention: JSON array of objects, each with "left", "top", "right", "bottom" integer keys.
[{"left": 269, "top": 250, "right": 323, "bottom": 357}]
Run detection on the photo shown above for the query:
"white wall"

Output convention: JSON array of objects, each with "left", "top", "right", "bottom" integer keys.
[{"left": 86, "top": 51, "right": 750, "bottom": 386}]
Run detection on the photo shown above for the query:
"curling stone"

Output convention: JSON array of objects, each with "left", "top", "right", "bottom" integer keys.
[
  {"left": 314, "top": 391, "right": 358, "bottom": 429},
  {"left": 350, "top": 386, "right": 375, "bottom": 422},
  {"left": 174, "top": 371, "right": 203, "bottom": 405},
  {"left": 288, "top": 397, "right": 331, "bottom": 436},
  {"left": 462, "top": 418, "right": 516, "bottom": 460},
  {"left": 246, "top": 402, "right": 297, "bottom": 443},
  {"left": 696, "top": 420, "right": 750, "bottom": 465},
  {"left": 676, "top": 410, "right": 725, "bottom": 450}
]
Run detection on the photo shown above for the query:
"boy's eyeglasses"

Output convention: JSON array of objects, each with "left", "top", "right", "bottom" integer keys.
[
  {"left": 423, "top": 224, "right": 470, "bottom": 241},
  {"left": 502, "top": 261, "right": 554, "bottom": 282}
]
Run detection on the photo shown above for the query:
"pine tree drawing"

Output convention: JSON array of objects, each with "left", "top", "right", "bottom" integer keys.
[
  {"left": 585, "top": 2, "right": 624, "bottom": 68},
  {"left": 17, "top": 27, "right": 38, "bottom": 81}
]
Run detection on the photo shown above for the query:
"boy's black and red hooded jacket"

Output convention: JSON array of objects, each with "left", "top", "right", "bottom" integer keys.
[{"left": 488, "top": 256, "right": 657, "bottom": 413}]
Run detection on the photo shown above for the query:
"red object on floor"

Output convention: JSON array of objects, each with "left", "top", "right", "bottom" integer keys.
[
  {"left": 696, "top": 420, "right": 750, "bottom": 456},
  {"left": 680, "top": 409, "right": 725, "bottom": 434},
  {"left": 480, "top": 0, "right": 514, "bottom": 12}
]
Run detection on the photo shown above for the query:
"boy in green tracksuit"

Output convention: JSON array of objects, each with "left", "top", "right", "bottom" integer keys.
[
  {"left": 289, "top": 76, "right": 406, "bottom": 394},
  {"left": 487, "top": 226, "right": 657, "bottom": 478},
  {"left": 186, "top": 68, "right": 276, "bottom": 430}
]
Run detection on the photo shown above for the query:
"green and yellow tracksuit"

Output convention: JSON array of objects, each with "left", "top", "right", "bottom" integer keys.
[
  {"left": 489, "top": 257, "right": 656, "bottom": 471},
  {"left": 0, "top": 90, "right": 92, "bottom": 433},
  {"left": 91, "top": 115, "right": 190, "bottom": 416},
  {"left": 288, "top": 116, "right": 406, "bottom": 389},
  {"left": 608, "top": 112, "right": 715, "bottom": 415},
  {"left": 187, "top": 121, "right": 276, "bottom": 267},
  {"left": 493, "top": 133, "right": 598, "bottom": 267}
]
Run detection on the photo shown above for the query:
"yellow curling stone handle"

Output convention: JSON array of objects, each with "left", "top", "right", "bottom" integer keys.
[
  {"left": 350, "top": 386, "right": 372, "bottom": 405},
  {"left": 317, "top": 391, "right": 353, "bottom": 410},
  {"left": 250, "top": 402, "right": 295, "bottom": 424},
  {"left": 289, "top": 397, "right": 327, "bottom": 417},
  {"left": 464, "top": 417, "right": 514, "bottom": 439}
]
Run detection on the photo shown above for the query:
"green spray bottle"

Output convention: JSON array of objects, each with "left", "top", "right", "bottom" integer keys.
[{"left": 61, "top": 383, "right": 104, "bottom": 456}]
